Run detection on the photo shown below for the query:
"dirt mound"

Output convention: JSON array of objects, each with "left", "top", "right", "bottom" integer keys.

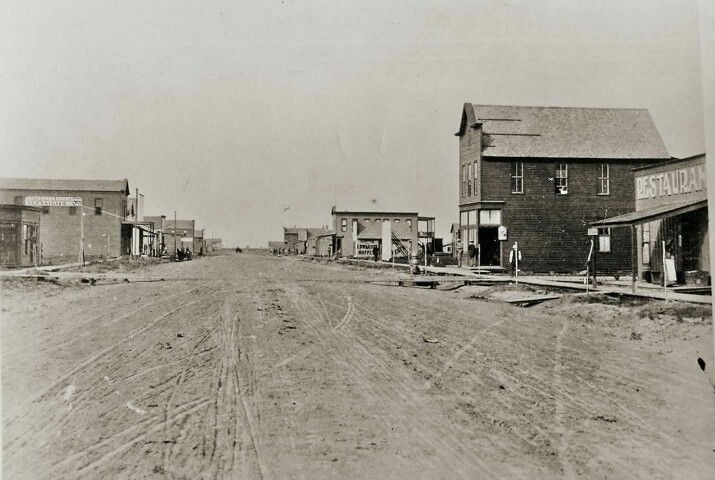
[
  {"left": 70, "top": 256, "right": 167, "bottom": 274},
  {"left": 535, "top": 294, "right": 711, "bottom": 346}
]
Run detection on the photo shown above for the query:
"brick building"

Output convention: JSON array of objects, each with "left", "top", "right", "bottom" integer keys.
[
  {"left": 456, "top": 104, "right": 670, "bottom": 273},
  {"left": 0, "top": 204, "right": 42, "bottom": 267},
  {"left": 163, "top": 219, "right": 196, "bottom": 254},
  {"left": 0, "top": 178, "right": 130, "bottom": 263}
]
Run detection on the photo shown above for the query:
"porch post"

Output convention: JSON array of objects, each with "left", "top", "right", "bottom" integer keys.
[{"left": 630, "top": 225, "right": 637, "bottom": 293}]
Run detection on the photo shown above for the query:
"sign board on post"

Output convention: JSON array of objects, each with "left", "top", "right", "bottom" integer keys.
[
  {"left": 24, "top": 196, "right": 82, "bottom": 207},
  {"left": 497, "top": 225, "right": 507, "bottom": 241}
]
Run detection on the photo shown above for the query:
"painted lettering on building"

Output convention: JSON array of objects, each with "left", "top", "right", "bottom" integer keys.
[
  {"left": 24, "top": 196, "right": 83, "bottom": 207},
  {"left": 635, "top": 164, "right": 706, "bottom": 200}
]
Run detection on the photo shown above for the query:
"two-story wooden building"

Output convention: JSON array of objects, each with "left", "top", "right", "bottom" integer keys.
[{"left": 456, "top": 104, "right": 670, "bottom": 273}]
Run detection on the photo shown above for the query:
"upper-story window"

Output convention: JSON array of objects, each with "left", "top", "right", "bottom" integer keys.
[
  {"left": 341, "top": 218, "right": 347, "bottom": 232},
  {"left": 511, "top": 161, "right": 523, "bottom": 194},
  {"left": 462, "top": 165, "right": 467, "bottom": 198},
  {"left": 406, "top": 219, "right": 412, "bottom": 228},
  {"left": 598, "top": 163, "right": 610, "bottom": 195},
  {"left": 473, "top": 161, "right": 478, "bottom": 195},
  {"left": 364, "top": 218, "right": 370, "bottom": 225},
  {"left": 94, "top": 197, "right": 103, "bottom": 215},
  {"left": 467, "top": 163, "right": 473, "bottom": 197},
  {"left": 555, "top": 163, "right": 568, "bottom": 195},
  {"left": 68, "top": 206, "right": 77, "bottom": 216}
]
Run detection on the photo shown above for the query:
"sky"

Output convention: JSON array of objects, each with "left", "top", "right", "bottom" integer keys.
[{"left": 0, "top": 0, "right": 707, "bottom": 247}]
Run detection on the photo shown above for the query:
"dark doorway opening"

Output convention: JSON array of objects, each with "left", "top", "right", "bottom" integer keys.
[{"left": 479, "top": 227, "right": 500, "bottom": 266}]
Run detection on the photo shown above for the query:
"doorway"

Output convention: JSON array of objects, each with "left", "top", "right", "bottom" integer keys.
[{"left": 478, "top": 227, "right": 500, "bottom": 266}]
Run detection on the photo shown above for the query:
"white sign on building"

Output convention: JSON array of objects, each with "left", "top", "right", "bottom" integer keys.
[{"left": 24, "top": 196, "right": 83, "bottom": 207}]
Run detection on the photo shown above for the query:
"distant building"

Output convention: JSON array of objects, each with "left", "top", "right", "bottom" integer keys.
[
  {"left": 125, "top": 194, "right": 159, "bottom": 256},
  {"left": 331, "top": 207, "right": 435, "bottom": 260},
  {"left": 593, "top": 154, "right": 708, "bottom": 285},
  {"left": 0, "top": 204, "right": 42, "bottom": 267},
  {"left": 204, "top": 238, "right": 223, "bottom": 253},
  {"left": 164, "top": 219, "right": 196, "bottom": 254},
  {"left": 456, "top": 104, "right": 670, "bottom": 273},
  {"left": 306, "top": 228, "right": 333, "bottom": 256},
  {"left": 144, "top": 215, "right": 167, "bottom": 255},
  {"left": 268, "top": 240, "right": 286, "bottom": 253},
  {"left": 0, "top": 178, "right": 131, "bottom": 263},
  {"left": 283, "top": 227, "right": 309, "bottom": 254}
]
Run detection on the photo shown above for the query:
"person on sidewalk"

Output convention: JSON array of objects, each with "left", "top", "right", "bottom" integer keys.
[
  {"left": 372, "top": 244, "right": 379, "bottom": 262},
  {"left": 509, "top": 242, "right": 522, "bottom": 277}
]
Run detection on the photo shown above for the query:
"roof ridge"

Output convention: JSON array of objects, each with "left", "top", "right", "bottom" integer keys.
[{"left": 471, "top": 104, "right": 649, "bottom": 111}]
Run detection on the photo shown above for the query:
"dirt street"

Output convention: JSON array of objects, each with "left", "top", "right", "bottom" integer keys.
[{"left": 2, "top": 253, "right": 714, "bottom": 479}]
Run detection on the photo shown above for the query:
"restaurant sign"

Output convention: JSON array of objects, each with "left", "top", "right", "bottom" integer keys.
[
  {"left": 636, "top": 163, "right": 706, "bottom": 200},
  {"left": 24, "top": 196, "right": 83, "bottom": 207}
]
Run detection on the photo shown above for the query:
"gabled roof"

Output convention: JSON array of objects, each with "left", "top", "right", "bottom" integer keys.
[
  {"left": 0, "top": 177, "right": 130, "bottom": 194},
  {"left": 456, "top": 104, "right": 669, "bottom": 160}
]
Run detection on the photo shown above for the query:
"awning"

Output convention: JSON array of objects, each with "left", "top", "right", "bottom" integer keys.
[{"left": 591, "top": 199, "right": 707, "bottom": 228}]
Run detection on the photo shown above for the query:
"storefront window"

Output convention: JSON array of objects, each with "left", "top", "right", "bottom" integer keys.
[
  {"left": 341, "top": 218, "right": 347, "bottom": 232},
  {"left": 479, "top": 209, "right": 501, "bottom": 226}
]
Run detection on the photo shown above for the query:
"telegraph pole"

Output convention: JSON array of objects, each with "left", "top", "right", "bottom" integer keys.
[
  {"left": 80, "top": 206, "right": 85, "bottom": 266},
  {"left": 174, "top": 210, "right": 177, "bottom": 260}
]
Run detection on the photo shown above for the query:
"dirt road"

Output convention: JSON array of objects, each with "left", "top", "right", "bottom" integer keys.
[{"left": 2, "top": 253, "right": 714, "bottom": 479}]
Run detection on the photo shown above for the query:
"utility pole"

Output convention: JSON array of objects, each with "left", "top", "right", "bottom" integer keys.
[
  {"left": 80, "top": 205, "right": 85, "bottom": 266},
  {"left": 135, "top": 187, "right": 139, "bottom": 257},
  {"left": 174, "top": 210, "right": 177, "bottom": 260}
]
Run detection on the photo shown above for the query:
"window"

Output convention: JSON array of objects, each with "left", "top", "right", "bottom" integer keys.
[
  {"left": 462, "top": 165, "right": 467, "bottom": 198},
  {"left": 597, "top": 163, "right": 610, "bottom": 195},
  {"left": 467, "top": 163, "right": 473, "bottom": 197},
  {"left": 511, "top": 162, "right": 523, "bottom": 194},
  {"left": 94, "top": 197, "right": 103, "bottom": 215},
  {"left": 473, "top": 161, "right": 478, "bottom": 195},
  {"left": 364, "top": 218, "right": 370, "bottom": 225},
  {"left": 375, "top": 219, "right": 381, "bottom": 224},
  {"left": 406, "top": 219, "right": 412, "bottom": 228},
  {"left": 555, "top": 163, "right": 568, "bottom": 194},
  {"left": 598, "top": 227, "right": 611, "bottom": 252},
  {"left": 394, "top": 219, "right": 400, "bottom": 224},
  {"left": 341, "top": 218, "right": 347, "bottom": 232},
  {"left": 68, "top": 206, "right": 77, "bottom": 215},
  {"left": 642, "top": 223, "right": 650, "bottom": 264},
  {"left": 41, "top": 206, "right": 49, "bottom": 214},
  {"left": 479, "top": 209, "right": 501, "bottom": 226}
]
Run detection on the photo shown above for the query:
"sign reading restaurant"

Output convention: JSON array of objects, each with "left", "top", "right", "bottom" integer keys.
[
  {"left": 635, "top": 162, "right": 706, "bottom": 200},
  {"left": 24, "top": 196, "right": 83, "bottom": 207}
]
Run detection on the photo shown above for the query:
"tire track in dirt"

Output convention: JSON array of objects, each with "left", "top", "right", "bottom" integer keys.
[
  {"left": 286, "top": 285, "right": 499, "bottom": 479},
  {"left": 3, "top": 283, "right": 225, "bottom": 466}
]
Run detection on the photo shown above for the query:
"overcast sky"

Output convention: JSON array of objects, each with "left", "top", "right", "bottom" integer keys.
[{"left": 0, "top": 0, "right": 706, "bottom": 246}]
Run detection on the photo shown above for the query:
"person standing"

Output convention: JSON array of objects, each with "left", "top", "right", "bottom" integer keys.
[
  {"left": 509, "top": 242, "right": 522, "bottom": 277},
  {"left": 372, "top": 244, "right": 379, "bottom": 262}
]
